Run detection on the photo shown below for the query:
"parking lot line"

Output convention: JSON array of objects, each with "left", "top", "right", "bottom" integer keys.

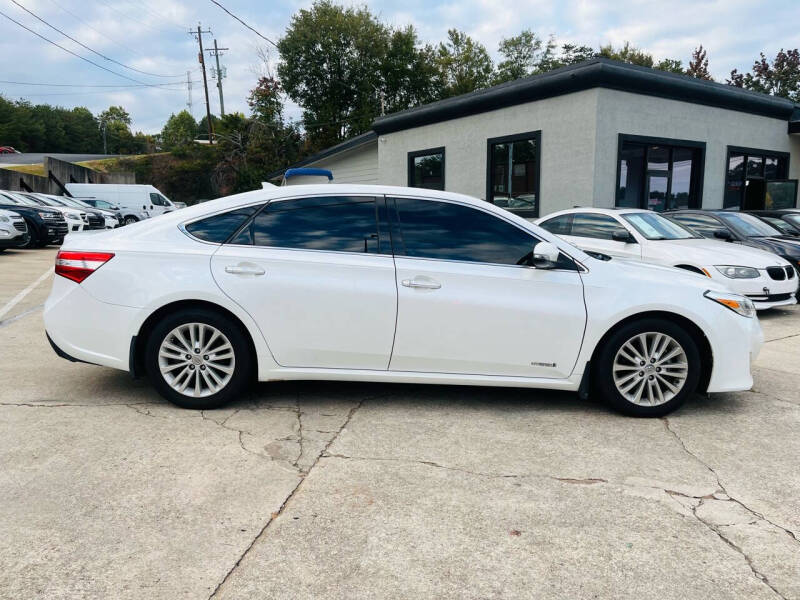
[{"left": 0, "top": 267, "right": 53, "bottom": 321}]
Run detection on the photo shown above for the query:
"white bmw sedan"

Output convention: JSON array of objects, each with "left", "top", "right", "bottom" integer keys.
[
  {"left": 537, "top": 208, "right": 798, "bottom": 310},
  {"left": 45, "top": 185, "right": 763, "bottom": 417}
]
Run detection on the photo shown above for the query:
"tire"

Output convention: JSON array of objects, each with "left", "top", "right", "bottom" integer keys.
[
  {"left": 144, "top": 308, "right": 253, "bottom": 409},
  {"left": 123, "top": 216, "right": 139, "bottom": 226},
  {"left": 594, "top": 318, "right": 701, "bottom": 417},
  {"left": 21, "top": 222, "right": 39, "bottom": 249}
]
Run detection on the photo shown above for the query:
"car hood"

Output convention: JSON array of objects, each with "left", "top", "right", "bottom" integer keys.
[
  {"left": 745, "top": 236, "right": 800, "bottom": 259},
  {"left": 650, "top": 238, "right": 789, "bottom": 268}
]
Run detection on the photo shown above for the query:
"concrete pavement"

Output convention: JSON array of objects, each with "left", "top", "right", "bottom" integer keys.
[{"left": 1, "top": 247, "right": 798, "bottom": 599}]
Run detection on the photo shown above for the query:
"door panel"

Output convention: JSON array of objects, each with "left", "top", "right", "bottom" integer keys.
[
  {"left": 391, "top": 258, "right": 585, "bottom": 378},
  {"left": 212, "top": 246, "right": 397, "bottom": 369}
]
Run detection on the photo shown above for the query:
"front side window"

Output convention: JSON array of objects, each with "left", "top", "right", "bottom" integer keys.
[
  {"left": 185, "top": 205, "right": 261, "bottom": 243},
  {"left": 408, "top": 148, "right": 444, "bottom": 191},
  {"left": 570, "top": 213, "right": 621, "bottom": 240},
  {"left": 236, "top": 196, "right": 382, "bottom": 254},
  {"left": 487, "top": 131, "right": 540, "bottom": 216},
  {"left": 393, "top": 197, "right": 537, "bottom": 266},
  {"left": 150, "top": 193, "right": 170, "bottom": 207},
  {"left": 622, "top": 212, "right": 696, "bottom": 240},
  {"left": 616, "top": 136, "right": 704, "bottom": 211},
  {"left": 669, "top": 214, "right": 724, "bottom": 238}
]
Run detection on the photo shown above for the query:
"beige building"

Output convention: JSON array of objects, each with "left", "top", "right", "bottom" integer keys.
[{"left": 271, "top": 58, "right": 800, "bottom": 218}]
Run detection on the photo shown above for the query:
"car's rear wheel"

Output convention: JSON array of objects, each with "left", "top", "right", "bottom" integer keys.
[
  {"left": 124, "top": 216, "right": 138, "bottom": 226},
  {"left": 595, "top": 318, "right": 701, "bottom": 417},
  {"left": 144, "top": 309, "right": 252, "bottom": 409}
]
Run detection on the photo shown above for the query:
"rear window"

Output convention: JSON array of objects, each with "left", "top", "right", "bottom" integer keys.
[{"left": 184, "top": 206, "right": 261, "bottom": 243}]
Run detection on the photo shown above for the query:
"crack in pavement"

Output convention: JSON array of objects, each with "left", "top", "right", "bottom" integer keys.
[
  {"left": 207, "top": 397, "right": 368, "bottom": 599},
  {"left": 661, "top": 417, "right": 795, "bottom": 600},
  {"left": 1, "top": 401, "right": 150, "bottom": 408},
  {"left": 322, "top": 452, "right": 521, "bottom": 480}
]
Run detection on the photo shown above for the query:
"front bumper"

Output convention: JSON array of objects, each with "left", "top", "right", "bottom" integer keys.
[{"left": 705, "top": 309, "right": 764, "bottom": 393}]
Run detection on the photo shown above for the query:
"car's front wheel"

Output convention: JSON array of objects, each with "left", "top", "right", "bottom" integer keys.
[
  {"left": 144, "top": 308, "right": 252, "bottom": 409},
  {"left": 595, "top": 318, "right": 701, "bottom": 417},
  {"left": 123, "top": 216, "right": 139, "bottom": 226}
]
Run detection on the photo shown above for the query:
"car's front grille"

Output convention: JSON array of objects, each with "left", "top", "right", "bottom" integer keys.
[
  {"left": 767, "top": 266, "right": 786, "bottom": 280},
  {"left": 86, "top": 214, "right": 104, "bottom": 229},
  {"left": 13, "top": 221, "right": 26, "bottom": 232},
  {"left": 786, "top": 266, "right": 795, "bottom": 279}
]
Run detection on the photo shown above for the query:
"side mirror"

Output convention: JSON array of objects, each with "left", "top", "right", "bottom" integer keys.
[
  {"left": 611, "top": 229, "right": 637, "bottom": 243},
  {"left": 532, "top": 241, "right": 560, "bottom": 269},
  {"left": 713, "top": 228, "right": 733, "bottom": 241}
]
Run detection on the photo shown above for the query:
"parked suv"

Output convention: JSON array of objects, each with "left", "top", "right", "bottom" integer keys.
[
  {"left": 0, "top": 208, "right": 29, "bottom": 251},
  {"left": 32, "top": 194, "right": 110, "bottom": 229},
  {"left": 12, "top": 192, "right": 88, "bottom": 233},
  {"left": 0, "top": 191, "right": 66, "bottom": 247}
]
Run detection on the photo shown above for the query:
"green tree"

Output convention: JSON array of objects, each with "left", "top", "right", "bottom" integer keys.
[
  {"left": 380, "top": 26, "right": 440, "bottom": 113},
  {"left": 598, "top": 42, "right": 654, "bottom": 67},
  {"left": 160, "top": 110, "right": 198, "bottom": 150},
  {"left": 729, "top": 49, "right": 800, "bottom": 101},
  {"left": 277, "top": 0, "right": 388, "bottom": 150},
  {"left": 99, "top": 105, "right": 132, "bottom": 126},
  {"left": 655, "top": 58, "right": 684, "bottom": 74},
  {"left": 494, "top": 30, "right": 556, "bottom": 83},
  {"left": 436, "top": 29, "right": 494, "bottom": 97}
]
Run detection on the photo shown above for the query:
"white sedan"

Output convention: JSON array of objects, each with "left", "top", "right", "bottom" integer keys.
[
  {"left": 537, "top": 207, "right": 798, "bottom": 310},
  {"left": 44, "top": 185, "right": 763, "bottom": 417}
]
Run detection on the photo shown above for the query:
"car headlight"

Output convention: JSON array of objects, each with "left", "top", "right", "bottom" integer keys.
[
  {"left": 0, "top": 215, "right": 9, "bottom": 223},
  {"left": 715, "top": 265, "right": 760, "bottom": 279},
  {"left": 66, "top": 213, "right": 81, "bottom": 221},
  {"left": 704, "top": 290, "right": 756, "bottom": 318}
]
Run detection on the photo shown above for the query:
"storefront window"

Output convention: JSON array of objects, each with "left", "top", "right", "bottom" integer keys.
[
  {"left": 487, "top": 131, "right": 540, "bottom": 216},
  {"left": 724, "top": 148, "right": 791, "bottom": 209},
  {"left": 616, "top": 137, "right": 704, "bottom": 211}
]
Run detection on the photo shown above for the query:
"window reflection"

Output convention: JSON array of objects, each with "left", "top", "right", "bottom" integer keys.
[
  {"left": 408, "top": 149, "right": 444, "bottom": 190},
  {"left": 489, "top": 133, "right": 539, "bottom": 215}
]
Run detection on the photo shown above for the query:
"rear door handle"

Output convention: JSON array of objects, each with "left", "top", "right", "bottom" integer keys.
[
  {"left": 401, "top": 278, "right": 441, "bottom": 290},
  {"left": 225, "top": 264, "right": 265, "bottom": 276}
]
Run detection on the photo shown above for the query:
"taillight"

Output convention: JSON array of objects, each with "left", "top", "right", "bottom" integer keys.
[{"left": 55, "top": 251, "right": 114, "bottom": 283}]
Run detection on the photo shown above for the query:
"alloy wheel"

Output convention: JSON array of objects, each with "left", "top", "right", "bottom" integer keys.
[
  {"left": 158, "top": 323, "right": 236, "bottom": 398},
  {"left": 612, "top": 332, "right": 688, "bottom": 406}
]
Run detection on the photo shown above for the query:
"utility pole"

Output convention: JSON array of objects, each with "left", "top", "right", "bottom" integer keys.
[
  {"left": 186, "top": 70, "right": 193, "bottom": 116},
  {"left": 207, "top": 40, "right": 229, "bottom": 117},
  {"left": 189, "top": 24, "right": 214, "bottom": 144}
]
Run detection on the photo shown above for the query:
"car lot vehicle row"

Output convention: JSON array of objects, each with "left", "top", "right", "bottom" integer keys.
[
  {"left": 537, "top": 208, "right": 800, "bottom": 310},
  {"left": 44, "top": 184, "right": 764, "bottom": 418}
]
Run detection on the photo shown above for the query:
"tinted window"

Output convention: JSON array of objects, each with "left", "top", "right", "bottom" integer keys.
[
  {"left": 239, "top": 196, "right": 381, "bottom": 254},
  {"left": 394, "top": 198, "right": 536, "bottom": 265},
  {"left": 488, "top": 133, "right": 539, "bottom": 215},
  {"left": 539, "top": 214, "right": 572, "bottom": 235},
  {"left": 669, "top": 214, "right": 723, "bottom": 237},
  {"left": 150, "top": 193, "right": 170, "bottom": 207},
  {"left": 570, "top": 214, "right": 621, "bottom": 240},
  {"left": 719, "top": 212, "right": 781, "bottom": 237},
  {"left": 185, "top": 206, "right": 261, "bottom": 243}
]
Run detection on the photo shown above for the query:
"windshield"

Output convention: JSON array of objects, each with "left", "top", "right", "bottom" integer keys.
[
  {"left": 719, "top": 212, "right": 782, "bottom": 237},
  {"left": 622, "top": 212, "right": 696, "bottom": 240},
  {"left": 782, "top": 214, "right": 800, "bottom": 229}
]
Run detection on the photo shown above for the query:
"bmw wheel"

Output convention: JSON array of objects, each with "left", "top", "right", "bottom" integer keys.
[
  {"left": 145, "top": 308, "right": 252, "bottom": 409},
  {"left": 595, "top": 318, "right": 701, "bottom": 417}
]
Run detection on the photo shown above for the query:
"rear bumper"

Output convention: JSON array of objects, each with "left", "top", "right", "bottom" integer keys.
[{"left": 44, "top": 277, "right": 141, "bottom": 371}]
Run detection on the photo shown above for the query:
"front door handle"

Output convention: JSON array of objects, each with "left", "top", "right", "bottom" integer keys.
[
  {"left": 401, "top": 278, "right": 441, "bottom": 290},
  {"left": 225, "top": 264, "right": 265, "bottom": 276}
]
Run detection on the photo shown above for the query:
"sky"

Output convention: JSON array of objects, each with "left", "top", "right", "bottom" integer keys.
[{"left": 0, "top": 0, "right": 798, "bottom": 134}]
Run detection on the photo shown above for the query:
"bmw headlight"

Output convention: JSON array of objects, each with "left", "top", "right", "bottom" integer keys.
[
  {"left": 715, "top": 265, "right": 760, "bottom": 279},
  {"left": 704, "top": 290, "right": 756, "bottom": 318}
]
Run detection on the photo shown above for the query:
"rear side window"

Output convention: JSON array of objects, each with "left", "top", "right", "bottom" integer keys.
[
  {"left": 235, "top": 196, "right": 382, "bottom": 254},
  {"left": 570, "top": 213, "right": 621, "bottom": 240},
  {"left": 669, "top": 214, "right": 723, "bottom": 237},
  {"left": 539, "top": 214, "right": 572, "bottom": 235},
  {"left": 184, "top": 205, "right": 261, "bottom": 243},
  {"left": 393, "top": 197, "right": 536, "bottom": 265}
]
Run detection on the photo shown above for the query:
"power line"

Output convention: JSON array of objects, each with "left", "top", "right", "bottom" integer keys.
[
  {"left": 7, "top": 87, "right": 186, "bottom": 97},
  {"left": 45, "top": 0, "right": 143, "bottom": 59},
  {"left": 94, "top": 0, "right": 184, "bottom": 36},
  {"left": 9, "top": 0, "right": 184, "bottom": 78},
  {"left": 0, "top": 80, "right": 199, "bottom": 88},
  {"left": 208, "top": 0, "right": 278, "bottom": 48}
]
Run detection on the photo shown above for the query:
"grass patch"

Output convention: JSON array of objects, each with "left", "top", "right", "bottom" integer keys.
[{"left": 2, "top": 163, "right": 45, "bottom": 176}]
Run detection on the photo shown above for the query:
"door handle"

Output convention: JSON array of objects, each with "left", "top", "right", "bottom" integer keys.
[
  {"left": 225, "top": 264, "right": 265, "bottom": 276},
  {"left": 401, "top": 278, "right": 441, "bottom": 289}
]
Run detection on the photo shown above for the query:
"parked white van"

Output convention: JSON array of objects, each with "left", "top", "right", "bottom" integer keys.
[{"left": 65, "top": 184, "right": 177, "bottom": 225}]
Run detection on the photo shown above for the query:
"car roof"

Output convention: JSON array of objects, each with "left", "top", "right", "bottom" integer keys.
[{"left": 538, "top": 206, "right": 652, "bottom": 219}]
